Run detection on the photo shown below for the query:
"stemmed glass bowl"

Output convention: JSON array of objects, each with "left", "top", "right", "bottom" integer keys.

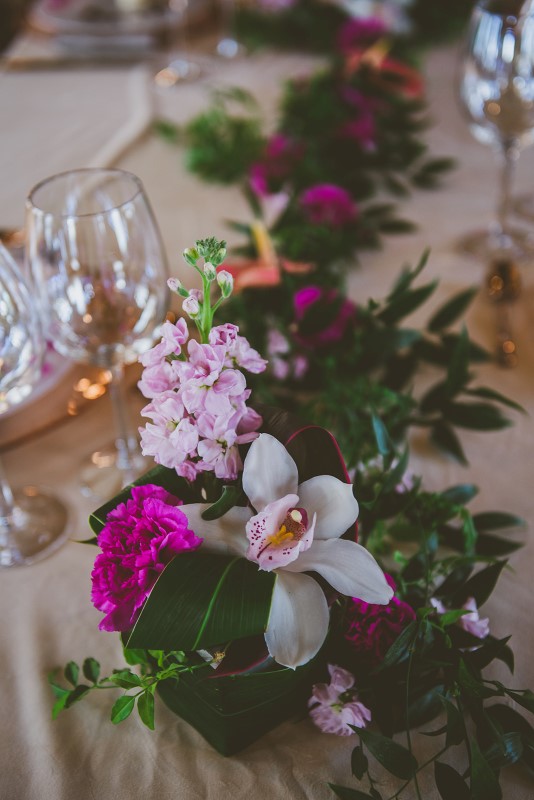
[
  {"left": 0, "top": 243, "right": 69, "bottom": 567},
  {"left": 26, "top": 168, "right": 169, "bottom": 498},
  {"left": 457, "top": 0, "right": 534, "bottom": 258}
]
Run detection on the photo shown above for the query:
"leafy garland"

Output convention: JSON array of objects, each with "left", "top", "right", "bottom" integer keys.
[{"left": 48, "top": 4, "right": 534, "bottom": 800}]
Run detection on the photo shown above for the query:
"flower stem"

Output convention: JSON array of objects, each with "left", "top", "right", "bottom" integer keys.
[{"left": 405, "top": 625, "right": 423, "bottom": 800}]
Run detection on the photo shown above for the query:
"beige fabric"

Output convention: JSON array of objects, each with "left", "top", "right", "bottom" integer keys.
[{"left": 1, "top": 38, "right": 534, "bottom": 799}]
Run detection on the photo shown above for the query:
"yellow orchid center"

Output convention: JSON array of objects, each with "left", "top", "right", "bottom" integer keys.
[{"left": 265, "top": 508, "right": 308, "bottom": 549}]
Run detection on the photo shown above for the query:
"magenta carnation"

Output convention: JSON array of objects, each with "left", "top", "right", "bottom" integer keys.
[
  {"left": 293, "top": 286, "right": 357, "bottom": 348},
  {"left": 299, "top": 184, "right": 357, "bottom": 227},
  {"left": 91, "top": 484, "right": 202, "bottom": 633},
  {"left": 343, "top": 574, "right": 416, "bottom": 668},
  {"left": 337, "top": 17, "right": 388, "bottom": 54}
]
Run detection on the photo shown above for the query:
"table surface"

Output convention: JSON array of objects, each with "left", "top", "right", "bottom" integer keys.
[{"left": 1, "top": 29, "right": 534, "bottom": 800}]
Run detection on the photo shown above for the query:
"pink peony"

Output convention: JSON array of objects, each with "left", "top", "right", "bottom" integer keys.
[
  {"left": 309, "top": 664, "right": 371, "bottom": 736},
  {"left": 91, "top": 485, "right": 202, "bottom": 633},
  {"left": 293, "top": 286, "right": 357, "bottom": 349},
  {"left": 343, "top": 574, "right": 416, "bottom": 669},
  {"left": 299, "top": 184, "right": 357, "bottom": 227}
]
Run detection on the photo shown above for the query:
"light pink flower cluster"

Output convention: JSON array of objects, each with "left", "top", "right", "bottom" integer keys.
[
  {"left": 309, "top": 665, "right": 371, "bottom": 736},
  {"left": 138, "top": 319, "right": 267, "bottom": 481}
]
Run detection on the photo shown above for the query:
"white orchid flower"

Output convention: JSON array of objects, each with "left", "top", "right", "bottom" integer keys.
[{"left": 182, "top": 434, "right": 393, "bottom": 669}]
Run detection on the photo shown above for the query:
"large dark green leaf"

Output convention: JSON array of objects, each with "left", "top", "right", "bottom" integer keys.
[
  {"left": 431, "top": 422, "right": 468, "bottom": 465},
  {"left": 484, "top": 732, "right": 523, "bottom": 769},
  {"left": 452, "top": 561, "right": 506, "bottom": 608},
  {"left": 428, "top": 287, "right": 478, "bottom": 332},
  {"left": 441, "top": 484, "right": 479, "bottom": 505},
  {"left": 351, "top": 746, "right": 368, "bottom": 780},
  {"left": 470, "top": 737, "right": 502, "bottom": 800},
  {"left": 329, "top": 786, "right": 374, "bottom": 800},
  {"left": 357, "top": 729, "right": 418, "bottom": 779},
  {"left": 464, "top": 386, "right": 525, "bottom": 414},
  {"left": 472, "top": 512, "right": 526, "bottom": 532},
  {"left": 376, "top": 620, "right": 418, "bottom": 671},
  {"left": 434, "top": 762, "right": 470, "bottom": 800},
  {"left": 378, "top": 281, "right": 438, "bottom": 325},
  {"left": 445, "top": 402, "right": 512, "bottom": 431},
  {"left": 445, "top": 326, "right": 470, "bottom": 395},
  {"left": 128, "top": 553, "right": 275, "bottom": 651}
]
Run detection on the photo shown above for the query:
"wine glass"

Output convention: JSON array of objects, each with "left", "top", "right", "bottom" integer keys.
[
  {"left": 216, "top": 0, "right": 243, "bottom": 59},
  {"left": 26, "top": 168, "right": 169, "bottom": 498},
  {"left": 457, "top": 0, "right": 534, "bottom": 258},
  {"left": 153, "top": 0, "right": 202, "bottom": 88},
  {"left": 0, "top": 243, "right": 69, "bottom": 567}
]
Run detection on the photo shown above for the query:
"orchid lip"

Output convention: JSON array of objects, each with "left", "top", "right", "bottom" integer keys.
[{"left": 257, "top": 506, "right": 309, "bottom": 558}]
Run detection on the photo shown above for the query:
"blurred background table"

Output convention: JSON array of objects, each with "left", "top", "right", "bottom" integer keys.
[{"left": 1, "top": 11, "right": 534, "bottom": 799}]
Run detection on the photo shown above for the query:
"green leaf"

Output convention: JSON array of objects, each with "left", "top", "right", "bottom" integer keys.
[
  {"left": 351, "top": 745, "right": 368, "bottom": 780},
  {"left": 109, "top": 670, "right": 143, "bottom": 689},
  {"left": 428, "top": 287, "right": 478, "bottom": 332},
  {"left": 111, "top": 695, "right": 136, "bottom": 725},
  {"left": 473, "top": 512, "right": 526, "bottom": 532},
  {"left": 388, "top": 250, "right": 430, "bottom": 301},
  {"left": 371, "top": 414, "right": 392, "bottom": 457},
  {"left": 65, "top": 685, "right": 91, "bottom": 708},
  {"left": 82, "top": 657, "right": 100, "bottom": 684},
  {"left": 328, "top": 786, "right": 374, "bottom": 800},
  {"left": 454, "top": 562, "right": 506, "bottom": 608},
  {"left": 376, "top": 620, "right": 418, "bottom": 671},
  {"left": 357, "top": 729, "right": 418, "bottom": 779},
  {"left": 470, "top": 737, "right": 502, "bottom": 800},
  {"left": 445, "top": 402, "right": 512, "bottom": 431},
  {"left": 431, "top": 422, "right": 468, "bottom": 465},
  {"left": 474, "top": 534, "right": 523, "bottom": 557},
  {"left": 128, "top": 553, "right": 275, "bottom": 651},
  {"left": 458, "top": 660, "right": 497, "bottom": 700},
  {"left": 52, "top": 691, "right": 71, "bottom": 720},
  {"left": 503, "top": 689, "right": 534, "bottom": 714},
  {"left": 440, "top": 609, "right": 470, "bottom": 626},
  {"left": 138, "top": 690, "right": 155, "bottom": 731},
  {"left": 201, "top": 485, "right": 241, "bottom": 521},
  {"left": 464, "top": 386, "right": 526, "bottom": 414},
  {"left": 434, "top": 762, "right": 470, "bottom": 800},
  {"left": 123, "top": 647, "right": 150, "bottom": 667},
  {"left": 442, "top": 697, "right": 465, "bottom": 747},
  {"left": 64, "top": 661, "right": 79, "bottom": 687},
  {"left": 445, "top": 326, "right": 470, "bottom": 395},
  {"left": 378, "top": 281, "right": 438, "bottom": 325},
  {"left": 441, "top": 484, "right": 478, "bottom": 505}
]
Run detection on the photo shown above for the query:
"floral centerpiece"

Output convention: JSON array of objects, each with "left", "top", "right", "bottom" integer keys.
[{"left": 51, "top": 237, "right": 391, "bottom": 755}]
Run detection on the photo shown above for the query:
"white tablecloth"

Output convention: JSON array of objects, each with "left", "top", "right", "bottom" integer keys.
[{"left": 1, "top": 32, "right": 534, "bottom": 800}]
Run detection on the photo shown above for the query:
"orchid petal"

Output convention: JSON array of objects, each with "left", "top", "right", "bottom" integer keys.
[
  {"left": 297, "top": 475, "right": 359, "bottom": 539},
  {"left": 284, "top": 539, "right": 393, "bottom": 605},
  {"left": 180, "top": 503, "right": 251, "bottom": 557},
  {"left": 242, "top": 433, "right": 298, "bottom": 511},
  {"left": 265, "top": 570, "right": 329, "bottom": 669}
]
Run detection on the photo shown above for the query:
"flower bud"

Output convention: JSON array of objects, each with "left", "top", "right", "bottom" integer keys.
[
  {"left": 167, "top": 277, "right": 190, "bottom": 298},
  {"left": 183, "top": 247, "right": 199, "bottom": 267},
  {"left": 217, "top": 270, "right": 234, "bottom": 298},
  {"left": 183, "top": 295, "right": 200, "bottom": 318},
  {"left": 203, "top": 261, "right": 217, "bottom": 281},
  {"left": 214, "top": 246, "right": 227, "bottom": 266},
  {"left": 188, "top": 288, "right": 203, "bottom": 301}
]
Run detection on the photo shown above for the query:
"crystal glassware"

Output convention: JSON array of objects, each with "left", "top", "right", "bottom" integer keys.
[
  {"left": 26, "top": 168, "right": 169, "bottom": 498},
  {"left": 216, "top": 0, "right": 243, "bottom": 59},
  {"left": 153, "top": 0, "right": 202, "bottom": 88},
  {"left": 0, "top": 243, "right": 69, "bottom": 567},
  {"left": 457, "top": 0, "right": 534, "bottom": 258}
]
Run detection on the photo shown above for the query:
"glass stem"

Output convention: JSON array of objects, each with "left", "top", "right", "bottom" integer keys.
[
  {"left": 497, "top": 141, "right": 518, "bottom": 240},
  {"left": 0, "top": 456, "right": 17, "bottom": 559},
  {"left": 108, "top": 363, "right": 137, "bottom": 485}
]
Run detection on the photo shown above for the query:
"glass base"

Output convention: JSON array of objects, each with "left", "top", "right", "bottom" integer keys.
[
  {"left": 0, "top": 487, "right": 70, "bottom": 568},
  {"left": 216, "top": 38, "right": 244, "bottom": 59},
  {"left": 153, "top": 57, "right": 203, "bottom": 88},
  {"left": 80, "top": 440, "right": 151, "bottom": 501},
  {"left": 456, "top": 225, "right": 534, "bottom": 261}
]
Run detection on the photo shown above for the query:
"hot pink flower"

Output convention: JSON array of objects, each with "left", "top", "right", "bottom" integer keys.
[
  {"left": 299, "top": 184, "right": 357, "bottom": 227},
  {"left": 249, "top": 134, "right": 304, "bottom": 197},
  {"left": 309, "top": 664, "right": 371, "bottom": 736},
  {"left": 337, "top": 17, "right": 388, "bottom": 55},
  {"left": 91, "top": 484, "right": 202, "bottom": 633},
  {"left": 343, "top": 574, "right": 416, "bottom": 669}
]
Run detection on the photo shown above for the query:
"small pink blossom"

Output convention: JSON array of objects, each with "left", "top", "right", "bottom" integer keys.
[
  {"left": 309, "top": 664, "right": 371, "bottom": 736},
  {"left": 431, "top": 596, "right": 490, "bottom": 640},
  {"left": 293, "top": 286, "right": 358, "bottom": 349},
  {"left": 249, "top": 134, "right": 304, "bottom": 197},
  {"left": 337, "top": 17, "right": 388, "bottom": 55}
]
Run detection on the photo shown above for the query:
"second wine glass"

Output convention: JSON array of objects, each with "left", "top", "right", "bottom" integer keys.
[
  {"left": 457, "top": 0, "right": 534, "bottom": 258},
  {"left": 26, "top": 168, "right": 170, "bottom": 498}
]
